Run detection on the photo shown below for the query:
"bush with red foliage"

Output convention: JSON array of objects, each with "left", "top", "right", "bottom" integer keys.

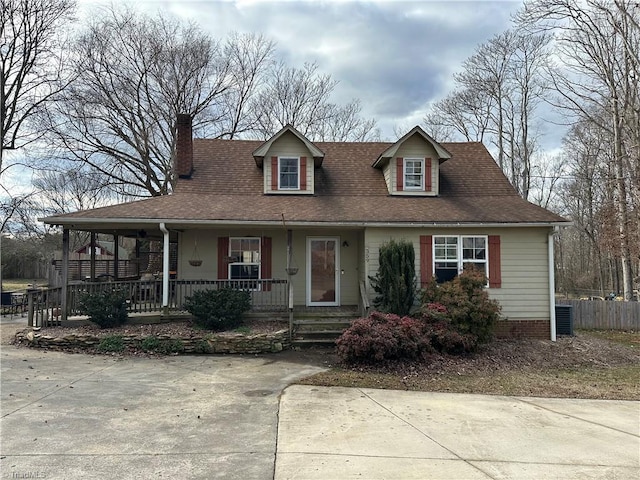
[{"left": 336, "top": 311, "right": 433, "bottom": 364}]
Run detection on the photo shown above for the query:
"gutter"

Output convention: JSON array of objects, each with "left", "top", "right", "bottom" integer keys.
[
  {"left": 41, "top": 217, "right": 571, "bottom": 229},
  {"left": 549, "top": 226, "right": 558, "bottom": 342}
]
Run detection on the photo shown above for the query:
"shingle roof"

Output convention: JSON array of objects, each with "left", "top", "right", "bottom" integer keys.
[{"left": 43, "top": 139, "right": 567, "bottom": 226}]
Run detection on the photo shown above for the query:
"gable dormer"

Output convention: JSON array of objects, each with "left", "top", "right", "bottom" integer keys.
[
  {"left": 372, "top": 126, "right": 451, "bottom": 196},
  {"left": 252, "top": 125, "right": 324, "bottom": 195}
]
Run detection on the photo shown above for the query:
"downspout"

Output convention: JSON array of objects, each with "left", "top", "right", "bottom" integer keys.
[
  {"left": 159, "top": 223, "right": 170, "bottom": 315},
  {"left": 549, "top": 227, "right": 558, "bottom": 342}
]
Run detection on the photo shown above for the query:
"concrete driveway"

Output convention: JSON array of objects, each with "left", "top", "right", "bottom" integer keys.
[
  {"left": 0, "top": 345, "right": 326, "bottom": 480},
  {"left": 276, "top": 386, "right": 640, "bottom": 480},
  {"left": 2, "top": 328, "right": 639, "bottom": 480}
]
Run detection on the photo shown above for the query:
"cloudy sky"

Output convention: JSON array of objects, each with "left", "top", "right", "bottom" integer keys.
[{"left": 79, "top": 0, "right": 524, "bottom": 141}]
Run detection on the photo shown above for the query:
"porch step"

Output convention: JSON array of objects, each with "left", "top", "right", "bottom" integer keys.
[
  {"left": 291, "top": 338, "right": 339, "bottom": 348},
  {"left": 292, "top": 317, "right": 354, "bottom": 346}
]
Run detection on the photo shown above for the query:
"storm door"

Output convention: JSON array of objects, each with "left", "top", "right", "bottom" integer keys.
[{"left": 306, "top": 237, "right": 340, "bottom": 306}]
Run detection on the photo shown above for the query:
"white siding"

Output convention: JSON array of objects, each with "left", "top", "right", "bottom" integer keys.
[
  {"left": 363, "top": 227, "right": 552, "bottom": 321},
  {"left": 264, "top": 131, "right": 314, "bottom": 194}
]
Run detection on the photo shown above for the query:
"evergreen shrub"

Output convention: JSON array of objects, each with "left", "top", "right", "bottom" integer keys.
[{"left": 184, "top": 288, "right": 251, "bottom": 331}]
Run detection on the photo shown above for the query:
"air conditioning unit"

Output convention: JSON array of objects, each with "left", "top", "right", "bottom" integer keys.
[{"left": 555, "top": 305, "right": 574, "bottom": 336}]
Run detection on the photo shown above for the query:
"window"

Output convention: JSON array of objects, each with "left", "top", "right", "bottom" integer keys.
[
  {"left": 404, "top": 158, "right": 424, "bottom": 190},
  {"left": 279, "top": 157, "right": 299, "bottom": 190},
  {"left": 229, "top": 238, "right": 260, "bottom": 281},
  {"left": 434, "top": 236, "right": 487, "bottom": 283}
]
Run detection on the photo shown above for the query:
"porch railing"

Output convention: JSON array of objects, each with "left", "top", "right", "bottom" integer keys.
[{"left": 26, "top": 278, "right": 288, "bottom": 327}]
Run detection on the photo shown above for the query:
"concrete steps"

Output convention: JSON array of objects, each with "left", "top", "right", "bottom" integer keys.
[{"left": 292, "top": 315, "right": 356, "bottom": 347}]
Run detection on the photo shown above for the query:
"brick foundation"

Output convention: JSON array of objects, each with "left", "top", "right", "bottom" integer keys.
[{"left": 494, "top": 320, "right": 551, "bottom": 339}]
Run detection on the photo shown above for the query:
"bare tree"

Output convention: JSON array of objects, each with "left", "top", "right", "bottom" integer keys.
[
  {"left": 44, "top": 6, "right": 233, "bottom": 197},
  {"left": 250, "top": 61, "right": 377, "bottom": 141},
  {"left": 32, "top": 167, "right": 114, "bottom": 215},
  {"left": 423, "top": 88, "right": 493, "bottom": 142},
  {"left": 214, "top": 32, "right": 276, "bottom": 139},
  {"left": 519, "top": 0, "right": 639, "bottom": 299},
  {"left": 0, "top": 0, "right": 75, "bottom": 173},
  {"left": 423, "top": 29, "right": 551, "bottom": 200}
]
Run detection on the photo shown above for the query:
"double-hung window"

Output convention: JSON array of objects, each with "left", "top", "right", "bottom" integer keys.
[
  {"left": 229, "top": 238, "right": 260, "bottom": 287},
  {"left": 279, "top": 157, "right": 299, "bottom": 190},
  {"left": 434, "top": 235, "right": 487, "bottom": 283},
  {"left": 404, "top": 158, "right": 424, "bottom": 190}
]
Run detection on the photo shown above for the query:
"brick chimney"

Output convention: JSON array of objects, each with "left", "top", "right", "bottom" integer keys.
[{"left": 175, "top": 114, "right": 193, "bottom": 179}]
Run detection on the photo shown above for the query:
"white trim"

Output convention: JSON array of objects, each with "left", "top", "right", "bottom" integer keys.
[
  {"left": 228, "top": 237, "right": 261, "bottom": 282},
  {"left": 403, "top": 158, "right": 425, "bottom": 190},
  {"left": 42, "top": 217, "right": 571, "bottom": 229},
  {"left": 306, "top": 236, "right": 340, "bottom": 306},
  {"left": 278, "top": 156, "right": 300, "bottom": 190},
  {"left": 549, "top": 227, "right": 557, "bottom": 341},
  {"left": 433, "top": 235, "right": 489, "bottom": 284}
]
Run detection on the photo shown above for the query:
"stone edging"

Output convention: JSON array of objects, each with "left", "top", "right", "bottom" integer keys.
[{"left": 15, "top": 329, "right": 291, "bottom": 354}]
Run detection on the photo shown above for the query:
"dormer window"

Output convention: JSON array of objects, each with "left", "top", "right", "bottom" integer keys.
[
  {"left": 279, "top": 157, "right": 300, "bottom": 190},
  {"left": 404, "top": 158, "right": 424, "bottom": 190}
]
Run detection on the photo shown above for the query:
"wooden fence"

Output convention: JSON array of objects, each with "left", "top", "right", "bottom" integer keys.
[{"left": 556, "top": 300, "right": 639, "bottom": 330}]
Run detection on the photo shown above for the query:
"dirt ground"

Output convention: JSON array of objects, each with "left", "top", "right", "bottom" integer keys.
[{"left": 4, "top": 320, "right": 638, "bottom": 372}]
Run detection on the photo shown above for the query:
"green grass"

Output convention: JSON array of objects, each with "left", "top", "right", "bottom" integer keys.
[
  {"left": 577, "top": 329, "right": 639, "bottom": 348},
  {"left": 2, "top": 279, "right": 48, "bottom": 291}
]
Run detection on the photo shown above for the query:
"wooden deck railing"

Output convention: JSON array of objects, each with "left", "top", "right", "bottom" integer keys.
[{"left": 27, "top": 278, "right": 289, "bottom": 327}]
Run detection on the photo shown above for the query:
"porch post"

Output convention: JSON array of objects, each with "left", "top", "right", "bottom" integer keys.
[
  {"left": 113, "top": 234, "right": 119, "bottom": 279},
  {"left": 160, "top": 223, "right": 170, "bottom": 315},
  {"left": 287, "top": 229, "right": 293, "bottom": 339},
  {"left": 61, "top": 228, "right": 69, "bottom": 322},
  {"left": 90, "top": 232, "right": 96, "bottom": 281},
  {"left": 135, "top": 239, "right": 141, "bottom": 277}
]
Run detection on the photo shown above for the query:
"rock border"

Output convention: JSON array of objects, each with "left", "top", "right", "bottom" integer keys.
[{"left": 14, "top": 328, "right": 291, "bottom": 355}]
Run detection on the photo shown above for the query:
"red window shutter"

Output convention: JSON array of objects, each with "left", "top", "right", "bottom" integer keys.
[
  {"left": 271, "top": 156, "right": 278, "bottom": 190},
  {"left": 300, "top": 156, "right": 307, "bottom": 190},
  {"left": 425, "top": 158, "right": 432, "bottom": 191},
  {"left": 217, "top": 237, "right": 229, "bottom": 280},
  {"left": 488, "top": 235, "right": 502, "bottom": 288},
  {"left": 420, "top": 235, "right": 433, "bottom": 288},
  {"left": 396, "top": 157, "right": 404, "bottom": 191},
  {"left": 261, "top": 236, "right": 272, "bottom": 291}
]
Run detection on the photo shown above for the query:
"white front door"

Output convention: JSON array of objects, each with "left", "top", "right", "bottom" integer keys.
[{"left": 307, "top": 237, "right": 340, "bottom": 306}]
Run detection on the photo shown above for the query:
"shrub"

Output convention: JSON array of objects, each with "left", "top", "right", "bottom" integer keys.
[
  {"left": 369, "top": 239, "right": 417, "bottom": 316},
  {"left": 194, "top": 339, "right": 213, "bottom": 354},
  {"left": 184, "top": 288, "right": 251, "bottom": 331},
  {"left": 420, "top": 268, "right": 500, "bottom": 347},
  {"left": 79, "top": 289, "right": 128, "bottom": 329},
  {"left": 140, "top": 336, "right": 185, "bottom": 354},
  {"left": 97, "top": 335, "right": 124, "bottom": 352},
  {"left": 140, "top": 336, "right": 161, "bottom": 351},
  {"left": 336, "top": 311, "right": 432, "bottom": 364}
]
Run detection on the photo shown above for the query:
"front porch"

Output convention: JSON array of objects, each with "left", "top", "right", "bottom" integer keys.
[
  {"left": 25, "top": 278, "right": 289, "bottom": 327},
  {"left": 38, "top": 221, "right": 371, "bottom": 344},
  {"left": 25, "top": 279, "right": 366, "bottom": 345}
]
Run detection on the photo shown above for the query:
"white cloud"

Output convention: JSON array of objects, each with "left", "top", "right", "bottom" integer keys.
[{"left": 77, "top": 0, "right": 545, "bottom": 144}]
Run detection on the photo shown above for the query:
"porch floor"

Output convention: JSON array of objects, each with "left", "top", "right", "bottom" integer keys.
[{"left": 44, "top": 305, "right": 360, "bottom": 328}]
